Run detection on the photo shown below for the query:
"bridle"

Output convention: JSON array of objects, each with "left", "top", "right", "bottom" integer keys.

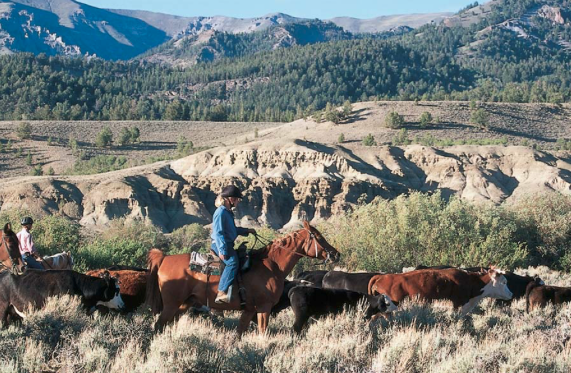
[
  {"left": 0, "top": 232, "right": 22, "bottom": 275},
  {"left": 254, "top": 228, "right": 337, "bottom": 264}
]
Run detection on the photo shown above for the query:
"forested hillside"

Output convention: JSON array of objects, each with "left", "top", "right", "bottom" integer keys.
[{"left": 1, "top": 0, "right": 571, "bottom": 121}]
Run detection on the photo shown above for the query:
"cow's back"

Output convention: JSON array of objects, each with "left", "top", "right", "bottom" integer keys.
[
  {"left": 323, "top": 271, "right": 379, "bottom": 293},
  {"left": 369, "top": 269, "right": 481, "bottom": 307}
]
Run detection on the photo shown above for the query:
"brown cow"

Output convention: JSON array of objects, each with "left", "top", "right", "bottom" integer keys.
[
  {"left": 526, "top": 279, "right": 571, "bottom": 312},
  {"left": 368, "top": 268, "right": 513, "bottom": 315},
  {"left": 86, "top": 269, "right": 147, "bottom": 313}
]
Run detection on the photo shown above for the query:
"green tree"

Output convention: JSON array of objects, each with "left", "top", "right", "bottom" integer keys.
[
  {"left": 130, "top": 127, "right": 140, "bottom": 143},
  {"left": 16, "top": 122, "right": 32, "bottom": 139},
  {"left": 362, "top": 134, "right": 376, "bottom": 146},
  {"left": 30, "top": 164, "right": 43, "bottom": 176},
  {"left": 47, "top": 166, "right": 55, "bottom": 175},
  {"left": 165, "top": 100, "right": 184, "bottom": 120},
  {"left": 342, "top": 101, "right": 352, "bottom": 117},
  {"left": 95, "top": 126, "right": 113, "bottom": 148},
  {"left": 419, "top": 112, "right": 433, "bottom": 128},
  {"left": 385, "top": 112, "right": 404, "bottom": 129},
  {"left": 470, "top": 108, "right": 490, "bottom": 130},
  {"left": 118, "top": 127, "right": 132, "bottom": 147},
  {"left": 393, "top": 129, "right": 411, "bottom": 146}
]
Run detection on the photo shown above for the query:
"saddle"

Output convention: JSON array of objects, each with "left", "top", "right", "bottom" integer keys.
[
  {"left": 189, "top": 243, "right": 252, "bottom": 307},
  {"left": 189, "top": 242, "right": 251, "bottom": 276}
]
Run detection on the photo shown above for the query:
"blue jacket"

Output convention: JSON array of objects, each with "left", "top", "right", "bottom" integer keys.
[{"left": 211, "top": 205, "right": 249, "bottom": 256}]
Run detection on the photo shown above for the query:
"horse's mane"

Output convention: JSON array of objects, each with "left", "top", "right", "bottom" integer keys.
[{"left": 249, "top": 230, "right": 302, "bottom": 261}]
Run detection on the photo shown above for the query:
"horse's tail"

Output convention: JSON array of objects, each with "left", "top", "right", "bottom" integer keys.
[{"left": 145, "top": 248, "right": 166, "bottom": 315}]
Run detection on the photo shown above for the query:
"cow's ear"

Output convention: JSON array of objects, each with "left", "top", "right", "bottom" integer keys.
[
  {"left": 3, "top": 223, "right": 11, "bottom": 233},
  {"left": 102, "top": 270, "right": 111, "bottom": 281},
  {"left": 303, "top": 220, "right": 310, "bottom": 230}
]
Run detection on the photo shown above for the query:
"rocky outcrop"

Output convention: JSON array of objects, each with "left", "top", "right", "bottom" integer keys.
[
  {"left": 0, "top": 141, "right": 569, "bottom": 232},
  {"left": 537, "top": 6, "right": 565, "bottom": 25}
]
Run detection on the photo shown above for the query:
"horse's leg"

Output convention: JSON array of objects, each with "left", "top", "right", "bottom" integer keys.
[
  {"left": 237, "top": 309, "right": 256, "bottom": 338},
  {"left": 256, "top": 311, "right": 271, "bottom": 335},
  {"left": 155, "top": 304, "right": 179, "bottom": 333}
]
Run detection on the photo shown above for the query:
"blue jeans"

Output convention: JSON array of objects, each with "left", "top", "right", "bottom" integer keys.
[
  {"left": 211, "top": 245, "right": 238, "bottom": 293},
  {"left": 23, "top": 255, "right": 44, "bottom": 270}
]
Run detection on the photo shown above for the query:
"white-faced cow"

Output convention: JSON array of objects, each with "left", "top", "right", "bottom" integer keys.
[
  {"left": 368, "top": 268, "right": 513, "bottom": 315},
  {"left": 288, "top": 286, "right": 397, "bottom": 333},
  {"left": 86, "top": 269, "right": 147, "bottom": 313},
  {"left": 0, "top": 269, "right": 124, "bottom": 326}
]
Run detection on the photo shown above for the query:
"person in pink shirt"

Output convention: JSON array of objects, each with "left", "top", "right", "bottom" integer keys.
[{"left": 17, "top": 217, "right": 44, "bottom": 270}]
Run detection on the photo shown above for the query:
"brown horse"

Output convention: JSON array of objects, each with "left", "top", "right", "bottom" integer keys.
[
  {"left": 146, "top": 221, "right": 340, "bottom": 336},
  {"left": 0, "top": 223, "right": 25, "bottom": 275}
]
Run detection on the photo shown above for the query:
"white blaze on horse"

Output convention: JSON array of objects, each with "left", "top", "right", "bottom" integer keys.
[{"left": 40, "top": 252, "right": 74, "bottom": 270}]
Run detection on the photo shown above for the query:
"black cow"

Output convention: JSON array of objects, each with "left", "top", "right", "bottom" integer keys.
[
  {"left": 0, "top": 269, "right": 125, "bottom": 326},
  {"left": 322, "top": 271, "right": 382, "bottom": 294},
  {"left": 294, "top": 270, "right": 329, "bottom": 287},
  {"left": 412, "top": 265, "right": 542, "bottom": 303},
  {"left": 288, "top": 286, "right": 397, "bottom": 333}
]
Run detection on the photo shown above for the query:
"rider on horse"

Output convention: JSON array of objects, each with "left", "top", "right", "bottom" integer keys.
[
  {"left": 211, "top": 185, "right": 256, "bottom": 304},
  {"left": 17, "top": 217, "right": 44, "bottom": 270}
]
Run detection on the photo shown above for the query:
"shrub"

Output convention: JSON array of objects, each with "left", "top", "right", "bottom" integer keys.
[
  {"left": 385, "top": 111, "right": 405, "bottom": 129},
  {"left": 393, "top": 129, "right": 411, "bottom": 146},
  {"left": 362, "top": 134, "right": 376, "bottom": 146},
  {"left": 338, "top": 133, "right": 345, "bottom": 144},
  {"left": 470, "top": 108, "right": 489, "bottom": 129},
  {"left": 30, "top": 164, "right": 43, "bottom": 176},
  {"left": 66, "top": 155, "right": 128, "bottom": 175},
  {"left": 118, "top": 127, "right": 132, "bottom": 146},
  {"left": 33, "top": 215, "right": 81, "bottom": 257},
  {"left": 16, "top": 121, "right": 32, "bottom": 139},
  {"left": 25, "top": 151, "right": 33, "bottom": 166},
  {"left": 419, "top": 112, "right": 433, "bottom": 128},
  {"left": 169, "top": 224, "right": 211, "bottom": 254},
  {"left": 95, "top": 126, "right": 113, "bottom": 148},
  {"left": 130, "top": 126, "right": 140, "bottom": 143},
  {"left": 47, "top": 166, "right": 55, "bottom": 175},
  {"left": 321, "top": 192, "right": 529, "bottom": 272},
  {"left": 177, "top": 136, "right": 194, "bottom": 156}
]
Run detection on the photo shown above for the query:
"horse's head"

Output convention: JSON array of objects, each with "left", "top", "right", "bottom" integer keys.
[
  {"left": 2, "top": 223, "right": 25, "bottom": 274},
  {"left": 302, "top": 221, "right": 340, "bottom": 264}
]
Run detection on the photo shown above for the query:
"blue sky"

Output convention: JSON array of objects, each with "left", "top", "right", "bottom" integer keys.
[{"left": 80, "top": 0, "right": 486, "bottom": 19}]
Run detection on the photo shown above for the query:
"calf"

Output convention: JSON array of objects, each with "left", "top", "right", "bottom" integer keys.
[
  {"left": 0, "top": 269, "right": 124, "bottom": 326},
  {"left": 288, "top": 286, "right": 397, "bottom": 333},
  {"left": 526, "top": 279, "right": 571, "bottom": 312},
  {"left": 86, "top": 269, "right": 147, "bottom": 313},
  {"left": 368, "top": 268, "right": 512, "bottom": 315},
  {"left": 322, "top": 271, "right": 382, "bottom": 294}
]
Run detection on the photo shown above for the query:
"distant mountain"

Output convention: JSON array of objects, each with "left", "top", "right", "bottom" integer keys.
[
  {"left": 138, "top": 20, "right": 357, "bottom": 67},
  {"left": 0, "top": 0, "right": 169, "bottom": 59},
  {"left": 330, "top": 13, "right": 452, "bottom": 33},
  {"left": 111, "top": 9, "right": 452, "bottom": 38}
]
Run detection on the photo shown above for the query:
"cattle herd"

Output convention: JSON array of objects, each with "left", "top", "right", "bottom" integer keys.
[{"left": 1, "top": 261, "right": 570, "bottom": 334}]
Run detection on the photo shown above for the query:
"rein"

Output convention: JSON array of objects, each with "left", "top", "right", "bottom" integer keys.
[{"left": 253, "top": 230, "right": 333, "bottom": 264}]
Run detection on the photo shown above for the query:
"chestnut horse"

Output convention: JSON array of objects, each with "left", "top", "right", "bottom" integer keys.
[
  {"left": 0, "top": 223, "right": 25, "bottom": 275},
  {"left": 146, "top": 221, "right": 340, "bottom": 336}
]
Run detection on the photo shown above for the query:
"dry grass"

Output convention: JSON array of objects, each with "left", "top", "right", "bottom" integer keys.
[{"left": 2, "top": 267, "right": 571, "bottom": 372}]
